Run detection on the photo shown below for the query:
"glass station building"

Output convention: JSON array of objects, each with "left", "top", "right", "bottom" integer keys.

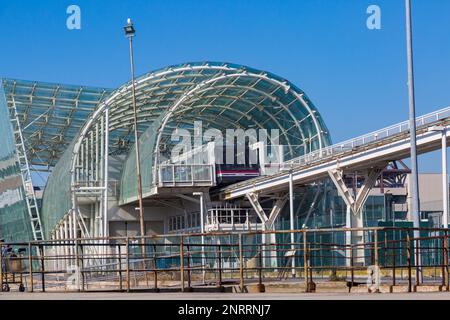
[{"left": 0, "top": 62, "right": 426, "bottom": 243}]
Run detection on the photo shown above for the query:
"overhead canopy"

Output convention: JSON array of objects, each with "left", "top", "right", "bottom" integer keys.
[
  {"left": 107, "top": 62, "right": 332, "bottom": 203},
  {"left": 96, "top": 62, "right": 331, "bottom": 158},
  {"left": 4, "top": 62, "right": 333, "bottom": 240},
  {"left": 41, "top": 61, "right": 332, "bottom": 225},
  {"left": 1, "top": 79, "right": 111, "bottom": 168}
]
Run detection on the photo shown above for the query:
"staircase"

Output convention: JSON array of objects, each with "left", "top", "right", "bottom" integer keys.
[{"left": 9, "top": 97, "right": 44, "bottom": 241}]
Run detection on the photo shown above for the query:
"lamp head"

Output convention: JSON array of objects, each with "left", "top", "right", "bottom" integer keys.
[{"left": 124, "top": 18, "right": 135, "bottom": 38}]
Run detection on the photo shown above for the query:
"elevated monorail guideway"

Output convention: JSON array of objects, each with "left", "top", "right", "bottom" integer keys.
[{"left": 221, "top": 106, "right": 450, "bottom": 201}]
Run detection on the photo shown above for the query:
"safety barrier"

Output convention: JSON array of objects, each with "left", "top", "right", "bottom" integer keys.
[{"left": 1, "top": 226, "right": 449, "bottom": 293}]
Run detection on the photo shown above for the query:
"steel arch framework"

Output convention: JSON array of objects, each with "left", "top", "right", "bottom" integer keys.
[{"left": 42, "top": 62, "right": 331, "bottom": 239}]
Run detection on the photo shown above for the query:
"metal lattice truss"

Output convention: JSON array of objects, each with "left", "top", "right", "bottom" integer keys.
[
  {"left": 1, "top": 79, "right": 111, "bottom": 241},
  {"left": 1, "top": 79, "right": 112, "bottom": 169}
]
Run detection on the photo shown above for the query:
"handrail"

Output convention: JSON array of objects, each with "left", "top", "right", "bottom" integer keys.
[
  {"left": 331, "top": 105, "right": 450, "bottom": 150},
  {"left": 221, "top": 106, "right": 450, "bottom": 192},
  {"left": 285, "top": 105, "right": 450, "bottom": 166},
  {"left": 157, "top": 163, "right": 214, "bottom": 186}
]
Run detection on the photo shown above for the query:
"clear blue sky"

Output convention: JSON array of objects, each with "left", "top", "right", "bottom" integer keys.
[{"left": 1, "top": 0, "right": 450, "bottom": 172}]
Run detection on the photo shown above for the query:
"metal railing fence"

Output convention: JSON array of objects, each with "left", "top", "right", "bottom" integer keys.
[{"left": 1, "top": 226, "right": 449, "bottom": 293}]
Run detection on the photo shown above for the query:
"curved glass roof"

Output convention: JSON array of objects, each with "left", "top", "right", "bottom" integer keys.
[
  {"left": 111, "top": 62, "right": 332, "bottom": 203},
  {"left": 102, "top": 62, "right": 331, "bottom": 157},
  {"left": 42, "top": 61, "right": 332, "bottom": 224},
  {"left": 1, "top": 79, "right": 111, "bottom": 168}
]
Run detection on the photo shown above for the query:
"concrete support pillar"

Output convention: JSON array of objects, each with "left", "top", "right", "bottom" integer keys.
[
  {"left": 261, "top": 224, "right": 266, "bottom": 269},
  {"left": 329, "top": 167, "right": 384, "bottom": 266},
  {"left": 345, "top": 205, "right": 352, "bottom": 267},
  {"left": 246, "top": 192, "right": 287, "bottom": 271},
  {"left": 351, "top": 210, "right": 365, "bottom": 266},
  {"left": 345, "top": 204, "right": 365, "bottom": 266},
  {"left": 268, "top": 232, "right": 278, "bottom": 270},
  {"left": 261, "top": 228, "right": 278, "bottom": 270}
]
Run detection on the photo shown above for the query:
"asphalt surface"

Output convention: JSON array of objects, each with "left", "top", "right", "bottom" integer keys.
[{"left": 1, "top": 291, "right": 450, "bottom": 300}]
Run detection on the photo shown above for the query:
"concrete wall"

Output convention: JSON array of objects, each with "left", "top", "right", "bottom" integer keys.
[
  {"left": 418, "top": 173, "right": 446, "bottom": 212},
  {"left": 107, "top": 195, "right": 204, "bottom": 236}
]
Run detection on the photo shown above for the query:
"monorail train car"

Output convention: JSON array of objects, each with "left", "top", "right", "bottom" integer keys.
[{"left": 215, "top": 142, "right": 260, "bottom": 185}]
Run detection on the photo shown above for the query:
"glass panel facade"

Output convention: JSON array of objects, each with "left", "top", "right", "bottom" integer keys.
[
  {"left": 0, "top": 82, "right": 33, "bottom": 242},
  {"left": 40, "top": 140, "right": 74, "bottom": 239},
  {"left": 0, "top": 79, "right": 111, "bottom": 241},
  {"left": 117, "top": 62, "right": 332, "bottom": 204}
]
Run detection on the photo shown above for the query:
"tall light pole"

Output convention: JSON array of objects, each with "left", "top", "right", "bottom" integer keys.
[
  {"left": 405, "top": 0, "right": 422, "bottom": 280},
  {"left": 124, "top": 18, "right": 146, "bottom": 243}
]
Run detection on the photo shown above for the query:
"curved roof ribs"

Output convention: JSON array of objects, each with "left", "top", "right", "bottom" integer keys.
[{"left": 67, "top": 62, "right": 330, "bottom": 202}]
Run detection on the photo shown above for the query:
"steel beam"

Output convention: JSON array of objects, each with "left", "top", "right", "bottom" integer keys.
[{"left": 223, "top": 121, "right": 450, "bottom": 200}]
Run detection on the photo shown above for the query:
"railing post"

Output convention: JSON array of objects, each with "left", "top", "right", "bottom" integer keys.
[
  {"left": 126, "top": 237, "right": 130, "bottom": 292},
  {"left": 180, "top": 236, "right": 185, "bottom": 292},
  {"left": 39, "top": 244, "right": 45, "bottom": 292},
  {"left": 143, "top": 238, "right": 150, "bottom": 289},
  {"left": 118, "top": 243, "right": 123, "bottom": 291},
  {"left": 308, "top": 243, "right": 313, "bottom": 291},
  {"left": 217, "top": 244, "right": 222, "bottom": 288},
  {"left": 186, "top": 243, "right": 191, "bottom": 290},
  {"left": 153, "top": 243, "right": 158, "bottom": 292},
  {"left": 28, "top": 242, "right": 33, "bottom": 292},
  {"left": 415, "top": 238, "right": 420, "bottom": 287},
  {"left": 374, "top": 229, "right": 379, "bottom": 268},
  {"left": 442, "top": 235, "right": 446, "bottom": 289},
  {"left": 81, "top": 243, "right": 86, "bottom": 292},
  {"left": 350, "top": 244, "right": 354, "bottom": 286},
  {"left": 444, "top": 232, "right": 449, "bottom": 291},
  {"left": 303, "top": 230, "right": 308, "bottom": 292},
  {"left": 392, "top": 231, "right": 396, "bottom": 287},
  {"left": 407, "top": 230, "right": 412, "bottom": 292},
  {"left": 75, "top": 239, "right": 81, "bottom": 292},
  {"left": 258, "top": 244, "right": 262, "bottom": 288},
  {"left": 239, "top": 233, "right": 244, "bottom": 292},
  {"left": 0, "top": 243, "right": 3, "bottom": 292},
  {"left": 384, "top": 231, "right": 388, "bottom": 268}
]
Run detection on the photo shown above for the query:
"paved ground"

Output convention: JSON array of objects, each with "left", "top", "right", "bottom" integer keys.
[{"left": 2, "top": 291, "right": 450, "bottom": 300}]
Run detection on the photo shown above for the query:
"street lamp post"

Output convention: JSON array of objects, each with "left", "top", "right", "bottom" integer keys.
[
  {"left": 405, "top": 0, "right": 422, "bottom": 281},
  {"left": 124, "top": 18, "right": 146, "bottom": 255},
  {"left": 405, "top": 0, "right": 420, "bottom": 232}
]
